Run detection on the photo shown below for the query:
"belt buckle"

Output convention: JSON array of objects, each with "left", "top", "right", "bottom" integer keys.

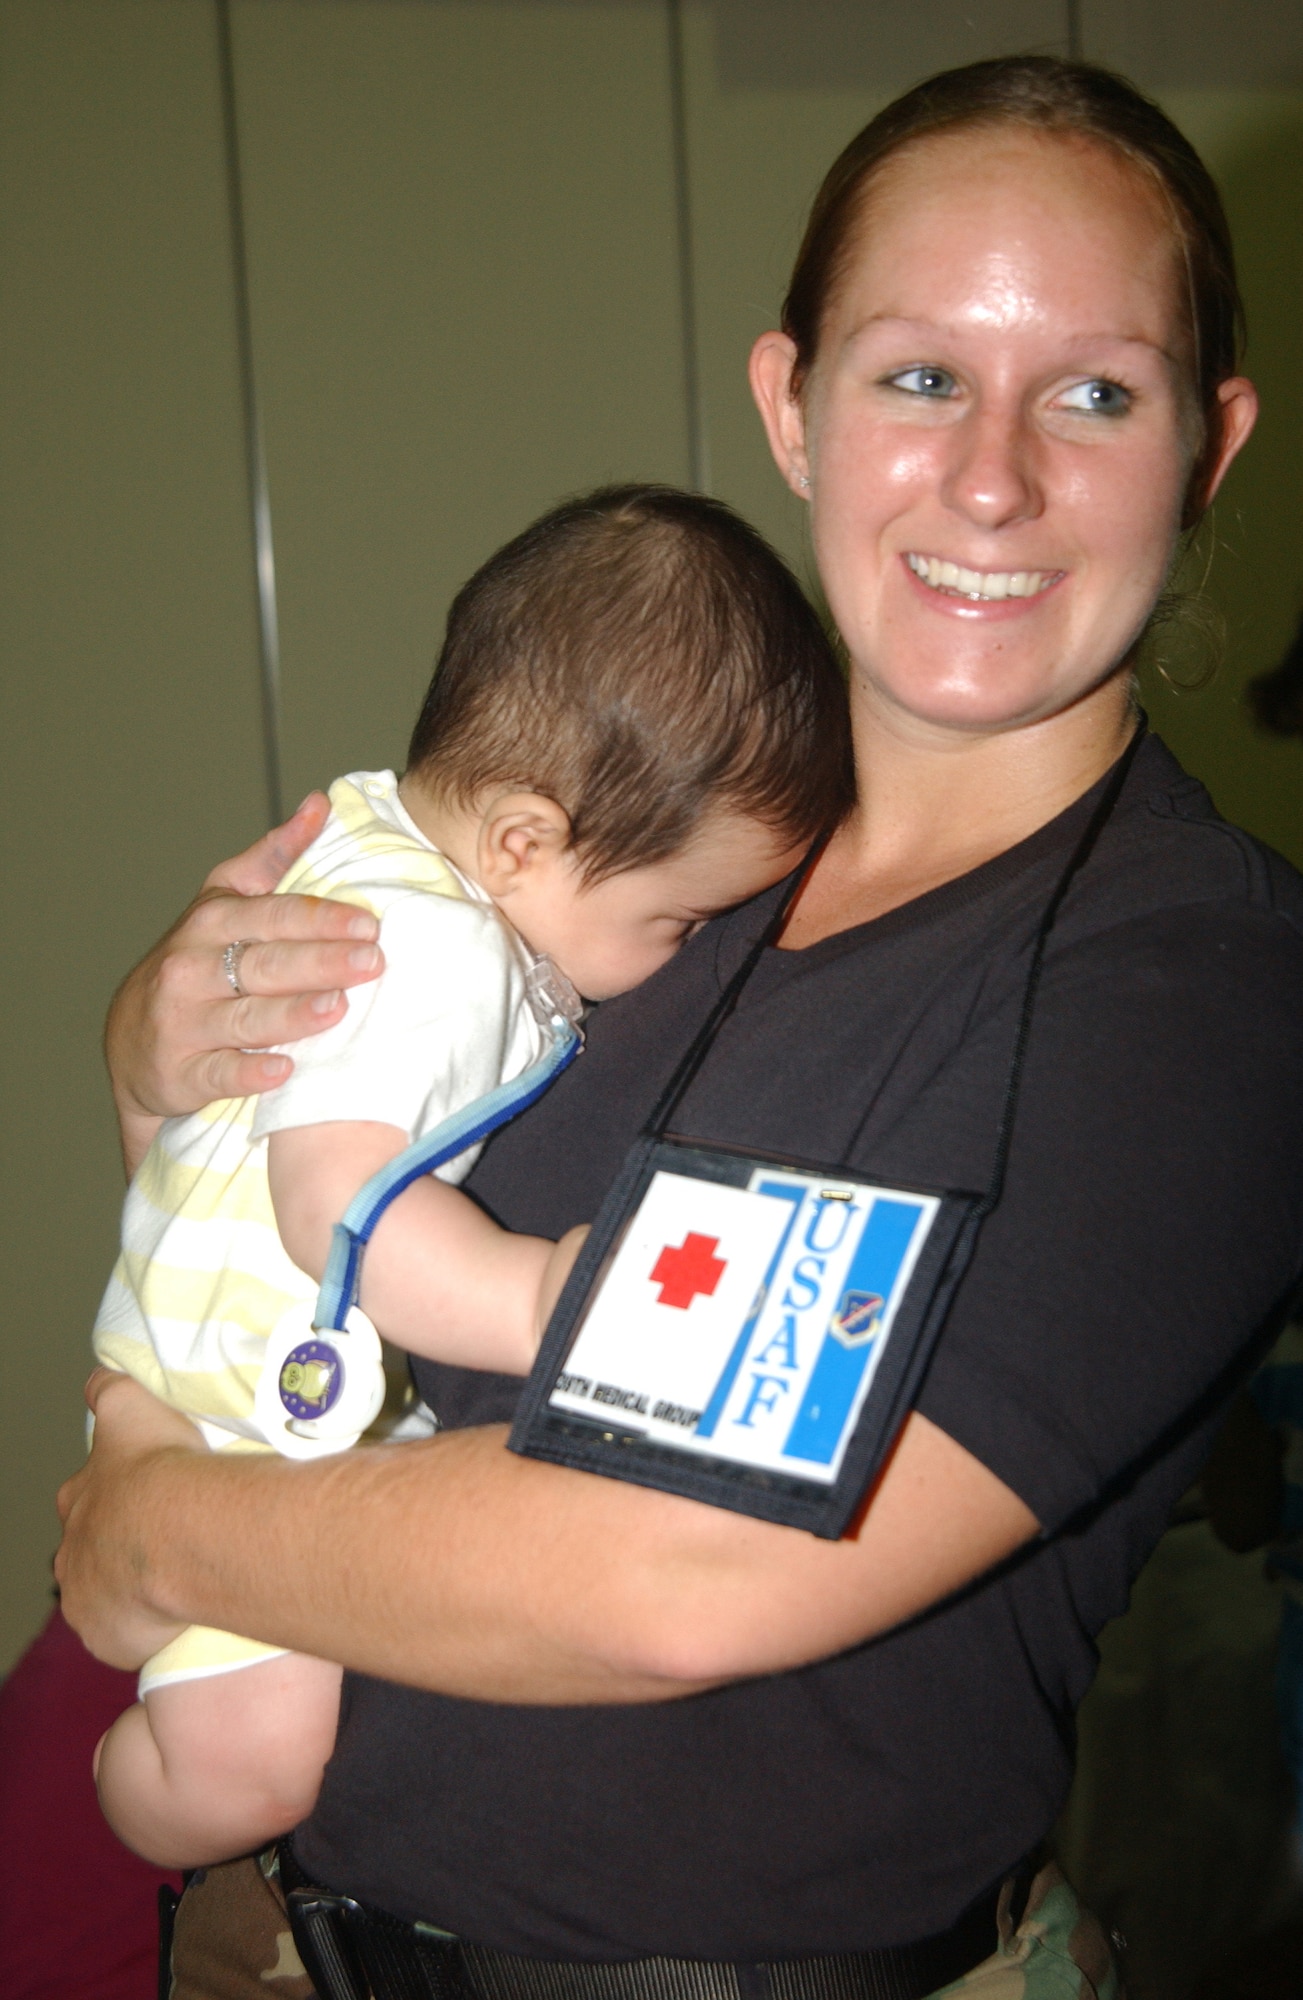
[
  {"left": 285, "top": 1888, "right": 369, "bottom": 2000},
  {"left": 286, "top": 1884, "right": 474, "bottom": 2000}
]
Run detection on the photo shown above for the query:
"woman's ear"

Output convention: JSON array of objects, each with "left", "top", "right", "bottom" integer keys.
[
  {"left": 475, "top": 793, "right": 572, "bottom": 900},
  {"left": 1185, "top": 375, "right": 1259, "bottom": 523},
  {"left": 1199, "top": 375, "right": 1258, "bottom": 507},
  {"left": 749, "top": 331, "right": 812, "bottom": 499}
]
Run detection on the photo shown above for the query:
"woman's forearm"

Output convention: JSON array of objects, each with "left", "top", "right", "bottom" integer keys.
[
  {"left": 57, "top": 1376, "right": 1037, "bottom": 1701},
  {"left": 113, "top": 1428, "right": 697, "bottom": 1703}
]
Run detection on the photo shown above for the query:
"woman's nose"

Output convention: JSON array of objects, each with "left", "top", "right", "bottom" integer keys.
[{"left": 942, "top": 404, "right": 1044, "bottom": 529}]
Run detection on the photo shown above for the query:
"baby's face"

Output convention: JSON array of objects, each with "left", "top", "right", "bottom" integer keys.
[{"left": 515, "top": 813, "right": 806, "bottom": 1001}]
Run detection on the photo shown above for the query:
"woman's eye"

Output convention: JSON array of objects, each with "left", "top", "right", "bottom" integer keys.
[
  {"left": 884, "top": 365, "right": 958, "bottom": 399},
  {"left": 1056, "top": 378, "right": 1132, "bottom": 416}
]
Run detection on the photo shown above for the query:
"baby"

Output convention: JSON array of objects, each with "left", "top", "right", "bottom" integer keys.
[{"left": 90, "top": 482, "right": 851, "bottom": 1867}]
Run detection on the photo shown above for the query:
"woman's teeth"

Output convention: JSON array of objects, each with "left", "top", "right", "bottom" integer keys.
[{"left": 906, "top": 552, "right": 1056, "bottom": 601}]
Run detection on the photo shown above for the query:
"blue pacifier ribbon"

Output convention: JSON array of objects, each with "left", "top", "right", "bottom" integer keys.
[{"left": 314, "top": 1012, "right": 581, "bottom": 1334}]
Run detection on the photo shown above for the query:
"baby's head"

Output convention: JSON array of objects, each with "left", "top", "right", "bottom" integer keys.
[{"left": 401, "top": 485, "right": 852, "bottom": 998}]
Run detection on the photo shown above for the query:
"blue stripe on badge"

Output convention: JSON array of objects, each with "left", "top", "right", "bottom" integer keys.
[
  {"left": 695, "top": 1178, "right": 806, "bottom": 1440},
  {"left": 781, "top": 1198, "right": 926, "bottom": 1466}
]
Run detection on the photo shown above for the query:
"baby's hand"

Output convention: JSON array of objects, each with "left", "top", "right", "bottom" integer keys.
[{"left": 536, "top": 1226, "right": 590, "bottom": 1349}]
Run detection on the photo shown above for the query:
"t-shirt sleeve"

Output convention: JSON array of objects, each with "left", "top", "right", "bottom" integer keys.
[
  {"left": 250, "top": 891, "right": 533, "bottom": 1144},
  {"left": 915, "top": 903, "right": 1303, "bottom": 1534}
]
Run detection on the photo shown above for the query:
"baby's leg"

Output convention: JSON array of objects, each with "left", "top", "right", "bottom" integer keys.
[{"left": 95, "top": 1652, "right": 342, "bottom": 1868}]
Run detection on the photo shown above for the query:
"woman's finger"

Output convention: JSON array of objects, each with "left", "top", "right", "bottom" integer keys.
[
  {"left": 146, "top": 938, "right": 378, "bottom": 1027},
  {"left": 185, "top": 887, "right": 380, "bottom": 949},
  {"left": 202, "top": 793, "right": 332, "bottom": 897},
  {"left": 175, "top": 991, "right": 359, "bottom": 1100},
  {"left": 208, "top": 933, "right": 382, "bottom": 1004},
  {"left": 184, "top": 1047, "right": 295, "bottom": 1104}
]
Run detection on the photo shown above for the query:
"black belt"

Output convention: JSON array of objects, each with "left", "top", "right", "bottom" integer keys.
[{"left": 277, "top": 1841, "right": 1032, "bottom": 2000}]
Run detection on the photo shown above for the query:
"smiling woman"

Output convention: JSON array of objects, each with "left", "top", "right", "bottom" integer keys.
[{"left": 56, "top": 55, "right": 1303, "bottom": 2000}]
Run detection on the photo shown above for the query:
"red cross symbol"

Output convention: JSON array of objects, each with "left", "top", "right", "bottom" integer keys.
[{"left": 649, "top": 1232, "right": 726, "bottom": 1310}]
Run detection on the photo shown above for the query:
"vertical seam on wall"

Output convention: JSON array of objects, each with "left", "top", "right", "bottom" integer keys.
[
  {"left": 1065, "top": 0, "right": 1083, "bottom": 60},
  {"left": 666, "top": 0, "right": 708, "bottom": 492},
  {"left": 215, "top": 0, "right": 284, "bottom": 827}
]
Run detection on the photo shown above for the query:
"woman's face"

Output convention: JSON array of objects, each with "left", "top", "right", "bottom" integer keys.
[{"left": 752, "top": 127, "right": 1256, "bottom": 738}]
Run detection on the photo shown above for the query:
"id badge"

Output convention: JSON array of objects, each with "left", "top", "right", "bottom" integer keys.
[{"left": 511, "top": 1136, "right": 980, "bottom": 1538}]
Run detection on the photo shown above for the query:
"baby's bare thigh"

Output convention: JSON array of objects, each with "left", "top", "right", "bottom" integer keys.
[{"left": 148, "top": 1652, "right": 343, "bottom": 1791}]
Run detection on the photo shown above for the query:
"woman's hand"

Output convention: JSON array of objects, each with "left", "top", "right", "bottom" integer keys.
[
  {"left": 55, "top": 1372, "right": 209, "bottom": 1669},
  {"left": 106, "top": 793, "right": 385, "bottom": 1172}
]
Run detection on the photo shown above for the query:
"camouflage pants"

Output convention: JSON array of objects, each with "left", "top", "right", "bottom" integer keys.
[{"left": 165, "top": 1849, "right": 1121, "bottom": 2000}]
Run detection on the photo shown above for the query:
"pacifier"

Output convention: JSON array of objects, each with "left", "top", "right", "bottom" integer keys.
[
  {"left": 254, "top": 1298, "right": 388, "bottom": 1459},
  {"left": 526, "top": 955, "right": 583, "bottom": 1032}
]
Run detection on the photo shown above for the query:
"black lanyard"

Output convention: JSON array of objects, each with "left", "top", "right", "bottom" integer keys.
[{"left": 649, "top": 722, "right": 1144, "bottom": 1204}]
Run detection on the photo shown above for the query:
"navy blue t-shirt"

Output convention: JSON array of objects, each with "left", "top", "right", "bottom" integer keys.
[{"left": 299, "top": 736, "right": 1303, "bottom": 1957}]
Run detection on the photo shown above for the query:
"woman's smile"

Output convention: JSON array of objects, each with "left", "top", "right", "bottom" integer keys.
[{"left": 903, "top": 551, "right": 1063, "bottom": 607}]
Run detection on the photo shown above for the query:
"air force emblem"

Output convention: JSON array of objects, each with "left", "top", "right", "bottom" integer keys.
[{"left": 830, "top": 1289, "right": 884, "bottom": 1348}]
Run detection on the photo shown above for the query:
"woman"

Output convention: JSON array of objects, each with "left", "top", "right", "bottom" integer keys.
[{"left": 57, "top": 56, "right": 1303, "bottom": 1999}]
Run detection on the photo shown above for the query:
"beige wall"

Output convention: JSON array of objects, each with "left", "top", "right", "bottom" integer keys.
[
  {"left": 232, "top": 0, "right": 690, "bottom": 802},
  {"left": 5, "top": 0, "right": 1303, "bottom": 1674},
  {"left": 1, "top": 0, "right": 267, "bottom": 1671}
]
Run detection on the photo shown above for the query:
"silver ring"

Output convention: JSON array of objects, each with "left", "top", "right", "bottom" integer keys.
[{"left": 222, "top": 939, "right": 255, "bottom": 999}]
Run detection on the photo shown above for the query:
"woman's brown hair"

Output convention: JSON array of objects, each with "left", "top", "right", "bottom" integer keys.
[{"left": 782, "top": 55, "right": 1244, "bottom": 521}]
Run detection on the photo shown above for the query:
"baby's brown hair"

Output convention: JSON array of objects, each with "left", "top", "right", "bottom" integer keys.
[{"left": 406, "top": 485, "right": 852, "bottom": 882}]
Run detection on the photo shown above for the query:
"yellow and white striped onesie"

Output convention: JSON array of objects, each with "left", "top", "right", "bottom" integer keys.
[{"left": 93, "top": 770, "right": 548, "bottom": 1690}]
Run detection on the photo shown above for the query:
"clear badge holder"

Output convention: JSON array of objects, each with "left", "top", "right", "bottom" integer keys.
[{"left": 511, "top": 1132, "right": 979, "bottom": 1536}]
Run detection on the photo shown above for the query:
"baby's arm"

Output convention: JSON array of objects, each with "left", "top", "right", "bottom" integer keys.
[{"left": 268, "top": 1121, "right": 583, "bottom": 1374}]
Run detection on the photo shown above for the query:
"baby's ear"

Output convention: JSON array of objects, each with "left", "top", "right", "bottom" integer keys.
[{"left": 476, "top": 792, "right": 573, "bottom": 897}]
